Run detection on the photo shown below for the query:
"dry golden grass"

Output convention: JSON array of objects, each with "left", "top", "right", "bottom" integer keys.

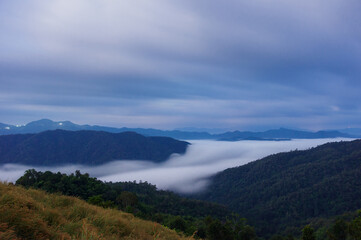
[{"left": 0, "top": 182, "right": 195, "bottom": 240}]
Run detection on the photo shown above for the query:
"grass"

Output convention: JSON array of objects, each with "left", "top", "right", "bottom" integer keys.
[{"left": 0, "top": 182, "right": 195, "bottom": 240}]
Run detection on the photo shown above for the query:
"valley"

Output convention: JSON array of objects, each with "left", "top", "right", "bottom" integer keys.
[
  {"left": 2, "top": 1, "right": 360, "bottom": 238},
  {"left": 1, "top": 128, "right": 360, "bottom": 239}
]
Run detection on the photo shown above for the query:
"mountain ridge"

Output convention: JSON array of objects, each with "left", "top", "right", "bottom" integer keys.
[
  {"left": 0, "top": 129, "right": 189, "bottom": 166},
  {"left": 0, "top": 119, "right": 355, "bottom": 140}
]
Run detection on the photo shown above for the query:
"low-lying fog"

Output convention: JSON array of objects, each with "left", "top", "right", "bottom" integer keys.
[{"left": 0, "top": 138, "right": 353, "bottom": 194}]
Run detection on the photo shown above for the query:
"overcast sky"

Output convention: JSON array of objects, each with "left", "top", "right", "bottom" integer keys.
[{"left": 1, "top": 0, "right": 360, "bottom": 130}]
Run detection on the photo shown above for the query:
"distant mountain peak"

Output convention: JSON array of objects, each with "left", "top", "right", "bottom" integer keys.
[
  {"left": 26, "top": 119, "right": 55, "bottom": 125},
  {"left": 0, "top": 119, "right": 357, "bottom": 139}
]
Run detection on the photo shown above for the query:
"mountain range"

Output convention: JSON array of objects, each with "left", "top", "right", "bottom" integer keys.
[
  {"left": 2, "top": 119, "right": 361, "bottom": 238},
  {"left": 0, "top": 130, "right": 189, "bottom": 166},
  {"left": 0, "top": 119, "right": 356, "bottom": 140}
]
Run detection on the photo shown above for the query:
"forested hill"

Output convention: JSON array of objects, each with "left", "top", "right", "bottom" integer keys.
[
  {"left": 15, "top": 169, "right": 256, "bottom": 240},
  {"left": 194, "top": 139, "right": 361, "bottom": 237},
  {"left": 0, "top": 130, "right": 189, "bottom": 166}
]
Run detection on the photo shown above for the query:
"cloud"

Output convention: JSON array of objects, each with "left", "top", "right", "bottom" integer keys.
[
  {"left": 0, "top": 138, "right": 353, "bottom": 193},
  {"left": 0, "top": 0, "right": 361, "bottom": 129}
]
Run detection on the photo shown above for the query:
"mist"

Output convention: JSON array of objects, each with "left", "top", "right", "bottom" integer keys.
[{"left": 0, "top": 138, "right": 353, "bottom": 193}]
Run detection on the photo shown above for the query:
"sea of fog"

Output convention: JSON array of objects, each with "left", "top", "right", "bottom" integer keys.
[{"left": 0, "top": 138, "right": 354, "bottom": 193}]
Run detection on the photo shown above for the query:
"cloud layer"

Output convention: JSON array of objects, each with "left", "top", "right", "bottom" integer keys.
[
  {"left": 0, "top": 138, "right": 352, "bottom": 193},
  {"left": 0, "top": 0, "right": 360, "bottom": 130}
]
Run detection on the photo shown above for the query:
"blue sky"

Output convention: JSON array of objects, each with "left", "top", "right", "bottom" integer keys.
[{"left": 1, "top": 0, "right": 360, "bottom": 130}]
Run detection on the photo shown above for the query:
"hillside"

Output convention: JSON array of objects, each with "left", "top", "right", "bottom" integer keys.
[
  {"left": 0, "top": 130, "right": 189, "bottom": 165},
  {"left": 194, "top": 139, "right": 361, "bottom": 237},
  {"left": 0, "top": 182, "right": 193, "bottom": 240},
  {"left": 15, "top": 169, "right": 258, "bottom": 240},
  {"left": 16, "top": 169, "right": 231, "bottom": 221}
]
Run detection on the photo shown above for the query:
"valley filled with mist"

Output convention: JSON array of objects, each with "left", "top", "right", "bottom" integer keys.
[
  {"left": 0, "top": 138, "right": 352, "bottom": 193},
  {"left": 1, "top": 119, "right": 361, "bottom": 240}
]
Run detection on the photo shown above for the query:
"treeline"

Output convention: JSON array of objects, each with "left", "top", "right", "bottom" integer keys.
[
  {"left": 15, "top": 169, "right": 257, "bottom": 239},
  {"left": 294, "top": 211, "right": 361, "bottom": 240}
]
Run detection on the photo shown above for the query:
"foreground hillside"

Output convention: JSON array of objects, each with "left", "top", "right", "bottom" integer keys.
[
  {"left": 195, "top": 139, "right": 361, "bottom": 237},
  {"left": 0, "top": 130, "right": 189, "bottom": 165},
  {"left": 0, "top": 182, "right": 193, "bottom": 240},
  {"left": 16, "top": 170, "right": 258, "bottom": 239}
]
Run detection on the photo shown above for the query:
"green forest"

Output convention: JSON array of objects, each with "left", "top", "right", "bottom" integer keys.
[
  {"left": 12, "top": 165, "right": 361, "bottom": 239},
  {"left": 14, "top": 169, "right": 257, "bottom": 240},
  {"left": 195, "top": 139, "right": 361, "bottom": 238}
]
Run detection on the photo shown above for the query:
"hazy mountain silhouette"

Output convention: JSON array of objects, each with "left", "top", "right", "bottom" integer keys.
[
  {"left": 0, "top": 119, "right": 212, "bottom": 139},
  {"left": 215, "top": 128, "right": 352, "bottom": 141},
  {"left": 0, "top": 119, "right": 355, "bottom": 140}
]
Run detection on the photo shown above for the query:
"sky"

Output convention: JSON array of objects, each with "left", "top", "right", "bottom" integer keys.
[
  {"left": 0, "top": 138, "right": 351, "bottom": 193},
  {"left": 1, "top": 0, "right": 361, "bottom": 131}
]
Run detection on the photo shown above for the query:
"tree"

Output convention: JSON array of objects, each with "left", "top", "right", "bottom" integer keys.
[
  {"left": 349, "top": 212, "right": 361, "bottom": 240},
  {"left": 302, "top": 225, "right": 316, "bottom": 240},
  {"left": 206, "top": 219, "right": 233, "bottom": 240},
  {"left": 327, "top": 219, "right": 348, "bottom": 240},
  {"left": 285, "top": 234, "right": 295, "bottom": 240},
  {"left": 116, "top": 191, "right": 138, "bottom": 209},
  {"left": 168, "top": 216, "right": 187, "bottom": 232},
  {"left": 15, "top": 169, "right": 40, "bottom": 187},
  {"left": 239, "top": 225, "right": 257, "bottom": 240},
  {"left": 270, "top": 235, "right": 285, "bottom": 240},
  {"left": 87, "top": 195, "right": 104, "bottom": 206}
]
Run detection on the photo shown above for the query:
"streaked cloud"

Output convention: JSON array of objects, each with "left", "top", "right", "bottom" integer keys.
[{"left": 0, "top": 0, "right": 360, "bottom": 130}]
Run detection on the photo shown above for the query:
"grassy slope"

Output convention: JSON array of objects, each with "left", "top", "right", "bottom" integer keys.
[{"left": 0, "top": 182, "right": 194, "bottom": 240}]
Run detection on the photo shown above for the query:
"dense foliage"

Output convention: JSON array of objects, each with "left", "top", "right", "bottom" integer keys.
[
  {"left": 298, "top": 209, "right": 361, "bottom": 240},
  {"left": 110, "top": 181, "right": 230, "bottom": 219},
  {"left": 195, "top": 139, "right": 361, "bottom": 237},
  {"left": 15, "top": 169, "right": 258, "bottom": 239},
  {"left": 0, "top": 129, "right": 189, "bottom": 165},
  {"left": 273, "top": 210, "right": 361, "bottom": 240},
  {"left": 16, "top": 169, "right": 115, "bottom": 201}
]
